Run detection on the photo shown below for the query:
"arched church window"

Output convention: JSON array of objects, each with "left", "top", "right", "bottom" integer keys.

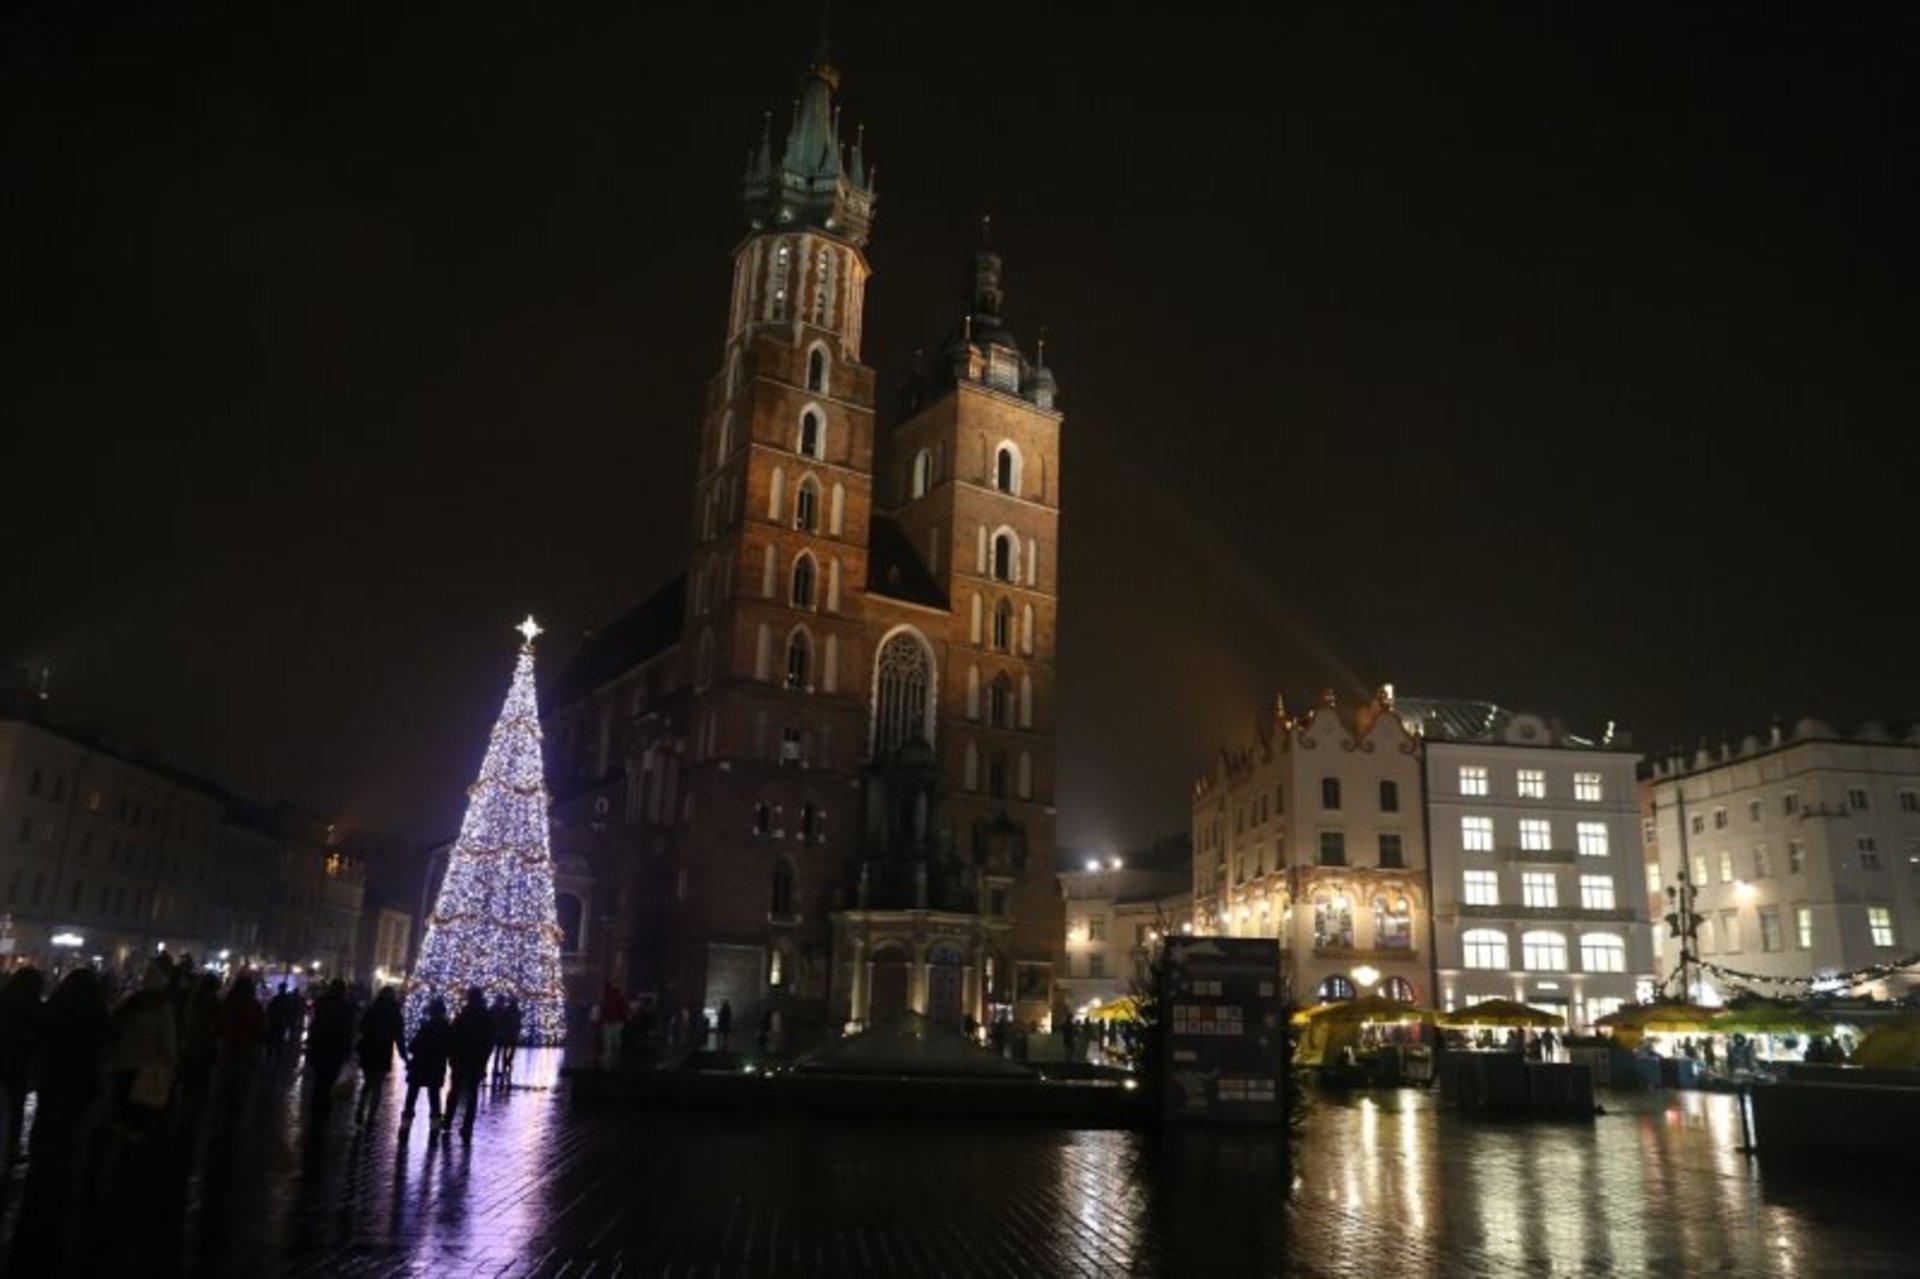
[
  {"left": 807, "top": 347, "right": 827, "bottom": 392},
  {"left": 988, "top": 674, "right": 1012, "bottom": 728},
  {"left": 795, "top": 477, "right": 819, "bottom": 533},
  {"left": 992, "top": 599, "right": 1013, "bottom": 651},
  {"left": 911, "top": 448, "right": 933, "bottom": 499},
  {"left": 791, "top": 553, "right": 816, "bottom": 609},
  {"left": 871, "top": 630, "right": 934, "bottom": 761},
  {"left": 799, "top": 410, "right": 823, "bottom": 459},
  {"left": 995, "top": 444, "right": 1021, "bottom": 495},
  {"left": 785, "top": 629, "right": 811, "bottom": 690},
  {"left": 992, "top": 532, "right": 1016, "bottom": 583}
]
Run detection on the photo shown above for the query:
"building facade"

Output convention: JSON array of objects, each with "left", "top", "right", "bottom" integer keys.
[
  {"left": 1643, "top": 719, "right": 1920, "bottom": 1004},
  {"left": 543, "top": 40, "right": 1067, "bottom": 1048},
  {"left": 1190, "top": 689, "right": 1432, "bottom": 1006},
  {"left": 1407, "top": 698, "right": 1655, "bottom": 1029},
  {"left": 1057, "top": 858, "right": 1191, "bottom": 1019}
]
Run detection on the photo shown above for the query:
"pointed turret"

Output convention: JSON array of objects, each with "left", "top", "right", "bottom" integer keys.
[
  {"left": 741, "top": 22, "right": 875, "bottom": 245},
  {"left": 922, "top": 218, "right": 1057, "bottom": 405}
]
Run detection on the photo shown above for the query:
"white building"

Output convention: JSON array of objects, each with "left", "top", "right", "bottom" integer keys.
[
  {"left": 1643, "top": 718, "right": 1920, "bottom": 1004},
  {"left": 1191, "top": 689, "right": 1432, "bottom": 1007},
  {"left": 1057, "top": 857, "right": 1189, "bottom": 1018},
  {"left": 1405, "top": 698, "right": 1656, "bottom": 1030}
]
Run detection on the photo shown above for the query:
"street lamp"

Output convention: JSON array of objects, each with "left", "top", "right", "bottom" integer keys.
[{"left": 1663, "top": 868, "right": 1705, "bottom": 1000}]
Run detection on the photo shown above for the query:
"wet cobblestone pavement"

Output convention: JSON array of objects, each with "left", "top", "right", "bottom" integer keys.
[{"left": 2, "top": 1049, "right": 1913, "bottom": 1276}]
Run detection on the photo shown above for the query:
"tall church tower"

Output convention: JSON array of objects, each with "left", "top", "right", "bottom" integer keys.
[
  {"left": 674, "top": 37, "right": 880, "bottom": 1011},
  {"left": 881, "top": 224, "right": 1066, "bottom": 1023}
]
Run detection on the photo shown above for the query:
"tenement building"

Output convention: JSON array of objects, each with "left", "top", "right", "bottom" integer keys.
[
  {"left": 1405, "top": 697, "right": 1655, "bottom": 1028},
  {"left": 544, "top": 41, "right": 1067, "bottom": 1048},
  {"left": 1642, "top": 718, "right": 1920, "bottom": 1003},
  {"left": 1190, "top": 689, "right": 1431, "bottom": 1006},
  {"left": 1056, "top": 846, "right": 1190, "bottom": 1020}
]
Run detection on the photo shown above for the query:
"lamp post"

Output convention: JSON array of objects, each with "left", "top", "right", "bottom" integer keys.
[{"left": 1663, "top": 868, "right": 1704, "bottom": 1000}]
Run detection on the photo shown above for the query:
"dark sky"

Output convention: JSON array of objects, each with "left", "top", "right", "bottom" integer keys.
[{"left": 6, "top": 4, "right": 1915, "bottom": 854}]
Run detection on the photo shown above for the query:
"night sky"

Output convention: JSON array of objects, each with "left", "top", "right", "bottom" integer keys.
[{"left": 6, "top": 4, "right": 1915, "bottom": 854}]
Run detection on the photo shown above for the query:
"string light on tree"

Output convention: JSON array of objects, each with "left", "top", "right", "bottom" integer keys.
[{"left": 405, "top": 616, "right": 566, "bottom": 1042}]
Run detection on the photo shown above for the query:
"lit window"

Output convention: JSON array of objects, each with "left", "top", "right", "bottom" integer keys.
[
  {"left": 1573, "top": 772, "right": 1603, "bottom": 802},
  {"left": 1521, "top": 872, "right": 1557, "bottom": 909},
  {"left": 1691, "top": 853, "right": 1709, "bottom": 885},
  {"left": 1580, "top": 933, "right": 1626, "bottom": 973},
  {"left": 1517, "top": 769, "right": 1546, "bottom": 799},
  {"left": 1521, "top": 930, "right": 1567, "bottom": 972},
  {"left": 1787, "top": 841, "right": 1805, "bottom": 874},
  {"left": 1461, "top": 816, "right": 1494, "bottom": 852},
  {"left": 1577, "top": 822, "right": 1609, "bottom": 857},
  {"left": 1795, "top": 906, "right": 1813, "bottom": 949},
  {"left": 1519, "top": 819, "right": 1552, "bottom": 852},
  {"left": 1462, "top": 929, "right": 1508, "bottom": 970},
  {"left": 1718, "top": 850, "right": 1734, "bottom": 883},
  {"left": 1580, "top": 875, "right": 1615, "bottom": 911},
  {"left": 1868, "top": 906, "right": 1896, "bottom": 947},
  {"left": 1373, "top": 896, "right": 1413, "bottom": 949},
  {"left": 1463, "top": 870, "right": 1499, "bottom": 906},
  {"left": 1459, "top": 766, "right": 1488, "bottom": 796}
]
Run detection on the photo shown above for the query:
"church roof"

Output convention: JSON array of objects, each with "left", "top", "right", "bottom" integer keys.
[
  {"left": 544, "top": 575, "right": 686, "bottom": 712},
  {"left": 865, "top": 516, "right": 948, "bottom": 610}
]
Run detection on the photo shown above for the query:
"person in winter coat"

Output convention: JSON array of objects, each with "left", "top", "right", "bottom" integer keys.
[
  {"left": 443, "top": 987, "right": 495, "bottom": 1140},
  {"left": 400, "top": 997, "right": 453, "bottom": 1133},
  {"left": 304, "top": 979, "right": 355, "bottom": 1122},
  {"left": 353, "top": 986, "right": 408, "bottom": 1125},
  {"left": 0, "top": 966, "right": 45, "bottom": 1165},
  {"left": 106, "top": 959, "right": 180, "bottom": 1135},
  {"left": 9, "top": 967, "right": 111, "bottom": 1273}
]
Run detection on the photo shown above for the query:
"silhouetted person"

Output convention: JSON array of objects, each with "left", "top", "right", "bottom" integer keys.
[
  {"left": 304, "top": 979, "right": 355, "bottom": 1122},
  {"left": 266, "top": 981, "right": 302, "bottom": 1064},
  {"left": 353, "top": 986, "right": 407, "bottom": 1125},
  {"left": 444, "top": 987, "right": 494, "bottom": 1140},
  {"left": 10, "top": 967, "right": 111, "bottom": 1273},
  {"left": 0, "top": 966, "right": 45, "bottom": 1166},
  {"left": 175, "top": 971, "right": 222, "bottom": 1141},
  {"left": 502, "top": 996, "right": 523, "bottom": 1071},
  {"left": 401, "top": 997, "right": 453, "bottom": 1134},
  {"left": 598, "top": 983, "right": 629, "bottom": 1066},
  {"left": 716, "top": 999, "right": 733, "bottom": 1051},
  {"left": 211, "top": 972, "right": 266, "bottom": 1129}
]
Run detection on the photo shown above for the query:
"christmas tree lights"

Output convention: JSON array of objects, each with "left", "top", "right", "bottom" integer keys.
[{"left": 405, "top": 616, "right": 566, "bottom": 1043}]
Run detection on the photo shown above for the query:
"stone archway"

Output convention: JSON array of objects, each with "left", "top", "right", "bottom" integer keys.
[{"left": 927, "top": 946, "right": 965, "bottom": 1026}]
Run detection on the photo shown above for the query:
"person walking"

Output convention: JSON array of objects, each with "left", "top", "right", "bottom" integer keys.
[
  {"left": 9, "top": 967, "right": 112, "bottom": 1273},
  {"left": 443, "top": 987, "right": 494, "bottom": 1141},
  {"left": 597, "top": 983, "right": 629, "bottom": 1067},
  {"left": 353, "top": 986, "right": 407, "bottom": 1125},
  {"left": 400, "top": 997, "right": 453, "bottom": 1136},
  {"left": 304, "top": 978, "right": 355, "bottom": 1123},
  {"left": 265, "top": 981, "right": 302, "bottom": 1065},
  {"left": 210, "top": 972, "right": 266, "bottom": 1130},
  {"left": 716, "top": 999, "right": 733, "bottom": 1052},
  {"left": 0, "top": 967, "right": 45, "bottom": 1167}
]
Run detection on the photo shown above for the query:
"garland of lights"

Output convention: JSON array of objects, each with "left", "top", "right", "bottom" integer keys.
[
  {"left": 404, "top": 618, "right": 567, "bottom": 1044},
  {"left": 1657, "top": 946, "right": 1920, "bottom": 1001}
]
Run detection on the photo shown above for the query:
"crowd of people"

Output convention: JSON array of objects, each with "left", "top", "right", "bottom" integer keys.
[{"left": 0, "top": 953, "right": 534, "bottom": 1272}]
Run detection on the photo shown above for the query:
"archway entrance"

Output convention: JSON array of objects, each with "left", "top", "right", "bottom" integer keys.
[
  {"left": 868, "top": 945, "right": 910, "bottom": 1025},
  {"left": 927, "top": 947, "right": 965, "bottom": 1026}
]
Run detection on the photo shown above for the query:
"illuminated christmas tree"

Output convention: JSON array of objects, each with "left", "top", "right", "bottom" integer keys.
[{"left": 405, "top": 616, "right": 566, "bottom": 1043}]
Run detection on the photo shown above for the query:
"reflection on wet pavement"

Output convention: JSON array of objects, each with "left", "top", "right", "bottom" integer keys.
[{"left": 2, "top": 1051, "right": 1912, "bottom": 1275}]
